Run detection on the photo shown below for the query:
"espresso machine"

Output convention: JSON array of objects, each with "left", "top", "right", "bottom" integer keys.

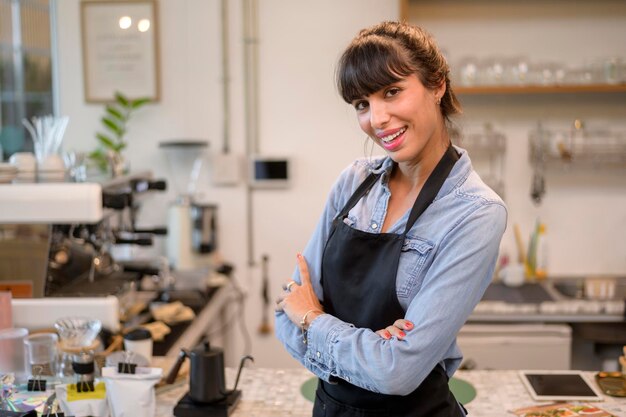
[
  {"left": 0, "top": 172, "right": 169, "bottom": 303},
  {"left": 44, "top": 173, "right": 169, "bottom": 298},
  {"left": 160, "top": 140, "right": 218, "bottom": 271}
]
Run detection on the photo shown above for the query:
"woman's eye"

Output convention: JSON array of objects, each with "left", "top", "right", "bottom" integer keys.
[
  {"left": 385, "top": 87, "right": 400, "bottom": 98},
  {"left": 353, "top": 100, "right": 368, "bottom": 111}
]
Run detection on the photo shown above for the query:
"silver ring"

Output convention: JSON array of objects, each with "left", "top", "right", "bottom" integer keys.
[{"left": 286, "top": 281, "right": 296, "bottom": 291}]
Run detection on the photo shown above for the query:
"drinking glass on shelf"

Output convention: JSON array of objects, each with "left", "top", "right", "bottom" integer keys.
[
  {"left": 527, "top": 62, "right": 563, "bottom": 86},
  {"left": 594, "top": 56, "right": 623, "bottom": 84},
  {"left": 455, "top": 56, "right": 479, "bottom": 86},
  {"left": 502, "top": 56, "right": 530, "bottom": 86},
  {"left": 480, "top": 56, "right": 506, "bottom": 86},
  {"left": 563, "top": 64, "right": 593, "bottom": 85}
]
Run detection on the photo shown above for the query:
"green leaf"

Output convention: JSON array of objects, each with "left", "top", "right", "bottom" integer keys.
[
  {"left": 102, "top": 117, "right": 123, "bottom": 137},
  {"left": 105, "top": 105, "right": 125, "bottom": 122},
  {"left": 88, "top": 149, "right": 105, "bottom": 159},
  {"left": 130, "top": 98, "right": 151, "bottom": 109},
  {"left": 115, "top": 92, "right": 130, "bottom": 107},
  {"left": 113, "top": 142, "right": 127, "bottom": 152},
  {"left": 88, "top": 149, "right": 109, "bottom": 172},
  {"left": 96, "top": 133, "right": 116, "bottom": 149}
]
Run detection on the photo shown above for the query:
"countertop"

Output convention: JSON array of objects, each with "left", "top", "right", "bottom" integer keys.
[{"left": 155, "top": 368, "right": 626, "bottom": 417}]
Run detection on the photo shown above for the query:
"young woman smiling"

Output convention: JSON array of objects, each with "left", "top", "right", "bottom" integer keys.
[{"left": 275, "top": 21, "right": 507, "bottom": 417}]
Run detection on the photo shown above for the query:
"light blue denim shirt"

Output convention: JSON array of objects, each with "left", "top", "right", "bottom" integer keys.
[{"left": 275, "top": 146, "right": 507, "bottom": 396}]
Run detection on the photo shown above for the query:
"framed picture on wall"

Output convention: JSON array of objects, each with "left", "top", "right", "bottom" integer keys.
[{"left": 81, "top": 0, "right": 160, "bottom": 103}]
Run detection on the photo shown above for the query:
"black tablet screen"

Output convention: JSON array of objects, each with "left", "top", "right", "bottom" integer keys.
[{"left": 525, "top": 374, "right": 597, "bottom": 397}]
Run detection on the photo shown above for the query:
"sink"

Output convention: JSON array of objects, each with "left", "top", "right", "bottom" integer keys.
[
  {"left": 550, "top": 278, "right": 626, "bottom": 301},
  {"left": 481, "top": 278, "right": 626, "bottom": 304},
  {"left": 550, "top": 281, "right": 584, "bottom": 299},
  {"left": 481, "top": 283, "right": 554, "bottom": 303}
]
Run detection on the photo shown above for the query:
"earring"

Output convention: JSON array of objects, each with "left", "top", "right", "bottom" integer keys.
[{"left": 436, "top": 96, "right": 441, "bottom": 105}]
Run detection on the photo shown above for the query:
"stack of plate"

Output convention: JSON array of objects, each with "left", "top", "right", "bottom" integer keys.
[{"left": 0, "top": 163, "right": 18, "bottom": 183}]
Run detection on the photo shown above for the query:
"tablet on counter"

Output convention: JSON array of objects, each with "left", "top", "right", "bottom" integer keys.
[{"left": 518, "top": 370, "right": 604, "bottom": 402}]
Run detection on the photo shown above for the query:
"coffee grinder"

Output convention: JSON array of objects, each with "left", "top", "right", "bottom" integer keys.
[
  {"left": 165, "top": 341, "right": 253, "bottom": 417},
  {"left": 160, "top": 141, "right": 217, "bottom": 271}
]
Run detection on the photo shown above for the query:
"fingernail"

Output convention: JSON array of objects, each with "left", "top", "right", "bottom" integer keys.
[
  {"left": 406, "top": 322, "right": 413, "bottom": 329},
  {"left": 384, "top": 331, "right": 391, "bottom": 339},
  {"left": 296, "top": 253, "right": 302, "bottom": 259},
  {"left": 399, "top": 331, "right": 406, "bottom": 338}
]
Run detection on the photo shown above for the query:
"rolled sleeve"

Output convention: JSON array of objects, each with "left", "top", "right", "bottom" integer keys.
[{"left": 303, "top": 313, "right": 351, "bottom": 381}]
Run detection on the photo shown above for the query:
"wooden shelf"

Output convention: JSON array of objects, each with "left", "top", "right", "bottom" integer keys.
[{"left": 454, "top": 84, "right": 626, "bottom": 95}]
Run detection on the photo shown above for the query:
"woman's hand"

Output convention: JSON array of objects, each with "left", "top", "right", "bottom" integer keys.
[
  {"left": 375, "top": 319, "right": 414, "bottom": 340},
  {"left": 275, "top": 254, "right": 324, "bottom": 326}
]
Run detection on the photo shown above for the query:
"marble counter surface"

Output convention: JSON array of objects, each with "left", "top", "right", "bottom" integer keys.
[{"left": 156, "top": 368, "right": 626, "bottom": 417}]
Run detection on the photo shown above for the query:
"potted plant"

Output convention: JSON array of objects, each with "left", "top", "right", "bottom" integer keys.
[{"left": 89, "top": 92, "right": 150, "bottom": 176}]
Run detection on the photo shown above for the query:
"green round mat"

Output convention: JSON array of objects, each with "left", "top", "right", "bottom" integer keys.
[
  {"left": 448, "top": 377, "right": 477, "bottom": 405},
  {"left": 300, "top": 376, "right": 476, "bottom": 405}
]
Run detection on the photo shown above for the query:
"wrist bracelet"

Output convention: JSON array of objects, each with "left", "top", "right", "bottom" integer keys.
[{"left": 300, "top": 309, "right": 321, "bottom": 344}]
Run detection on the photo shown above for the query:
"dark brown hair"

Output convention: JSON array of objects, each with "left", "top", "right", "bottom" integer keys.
[{"left": 336, "top": 21, "right": 461, "bottom": 121}]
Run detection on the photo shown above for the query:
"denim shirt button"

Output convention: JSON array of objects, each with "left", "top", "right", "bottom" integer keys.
[
  {"left": 371, "top": 222, "right": 378, "bottom": 229},
  {"left": 316, "top": 351, "right": 321, "bottom": 358}
]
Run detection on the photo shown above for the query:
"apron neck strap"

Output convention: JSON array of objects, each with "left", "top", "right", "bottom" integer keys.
[
  {"left": 336, "top": 167, "right": 382, "bottom": 220},
  {"left": 403, "top": 145, "right": 459, "bottom": 234}
]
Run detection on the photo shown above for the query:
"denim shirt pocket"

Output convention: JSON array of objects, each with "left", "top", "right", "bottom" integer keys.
[{"left": 397, "top": 237, "right": 434, "bottom": 298}]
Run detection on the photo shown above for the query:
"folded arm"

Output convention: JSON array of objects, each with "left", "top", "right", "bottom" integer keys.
[{"left": 292, "top": 202, "right": 507, "bottom": 395}]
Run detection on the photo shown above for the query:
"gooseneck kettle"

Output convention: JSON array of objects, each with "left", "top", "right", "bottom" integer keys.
[{"left": 166, "top": 341, "right": 253, "bottom": 403}]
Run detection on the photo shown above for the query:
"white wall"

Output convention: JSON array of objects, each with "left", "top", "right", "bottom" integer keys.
[{"left": 56, "top": 0, "right": 625, "bottom": 368}]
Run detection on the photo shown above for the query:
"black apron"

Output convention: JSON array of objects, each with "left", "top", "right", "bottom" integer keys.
[{"left": 314, "top": 146, "right": 464, "bottom": 417}]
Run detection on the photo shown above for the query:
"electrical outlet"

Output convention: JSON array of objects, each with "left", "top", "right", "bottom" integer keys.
[{"left": 212, "top": 153, "right": 241, "bottom": 186}]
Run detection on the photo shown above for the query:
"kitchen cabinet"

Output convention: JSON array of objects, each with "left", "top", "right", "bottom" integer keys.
[{"left": 457, "top": 323, "right": 572, "bottom": 370}]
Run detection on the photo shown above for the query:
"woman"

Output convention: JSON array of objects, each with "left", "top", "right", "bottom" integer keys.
[{"left": 275, "top": 21, "right": 507, "bottom": 416}]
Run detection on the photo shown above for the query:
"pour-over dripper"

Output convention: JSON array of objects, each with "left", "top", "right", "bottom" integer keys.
[
  {"left": 159, "top": 140, "right": 209, "bottom": 203},
  {"left": 54, "top": 317, "right": 101, "bottom": 348},
  {"left": 54, "top": 317, "right": 102, "bottom": 384}
]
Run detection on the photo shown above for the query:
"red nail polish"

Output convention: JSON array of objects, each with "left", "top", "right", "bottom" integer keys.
[
  {"left": 399, "top": 331, "right": 406, "bottom": 338},
  {"left": 406, "top": 322, "right": 413, "bottom": 329},
  {"left": 385, "top": 331, "right": 391, "bottom": 339}
]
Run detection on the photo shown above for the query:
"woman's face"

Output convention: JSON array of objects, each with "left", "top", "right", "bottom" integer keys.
[{"left": 352, "top": 74, "right": 446, "bottom": 166}]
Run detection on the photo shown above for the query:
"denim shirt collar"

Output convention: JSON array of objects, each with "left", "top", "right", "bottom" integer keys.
[{"left": 367, "top": 145, "right": 471, "bottom": 201}]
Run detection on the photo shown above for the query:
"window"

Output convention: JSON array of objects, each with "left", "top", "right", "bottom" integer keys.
[{"left": 0, "top": 0, "right": 56, "bottom": 160}]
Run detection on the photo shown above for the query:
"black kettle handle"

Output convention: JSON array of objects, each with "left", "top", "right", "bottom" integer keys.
[
  {"left": 228, "top": 355, "right": 254, "bottom": 394},
  {"left": 165, "top": 349, "right": 188, "bottom": 384}
]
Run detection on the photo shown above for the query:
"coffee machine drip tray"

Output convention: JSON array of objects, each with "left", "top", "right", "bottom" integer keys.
[
  {"left": 173, "top": 390, "right": 241, "bottom": 417},
  {"left": 46, "top": 270, "right": 138, "bottom": 297}
]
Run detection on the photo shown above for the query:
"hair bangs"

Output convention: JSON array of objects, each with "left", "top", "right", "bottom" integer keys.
[{"left": 338, "top": 37, "right": 414, "bottom": 104}]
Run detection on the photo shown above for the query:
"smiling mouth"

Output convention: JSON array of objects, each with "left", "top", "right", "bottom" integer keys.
[{"left": 380, "top": 127, "right": 407, "bottom": 144}]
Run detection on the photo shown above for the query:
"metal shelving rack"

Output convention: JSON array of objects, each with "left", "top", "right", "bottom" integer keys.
[{"left": 454, "top": 124, "right": 507, "bottom": 199}]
